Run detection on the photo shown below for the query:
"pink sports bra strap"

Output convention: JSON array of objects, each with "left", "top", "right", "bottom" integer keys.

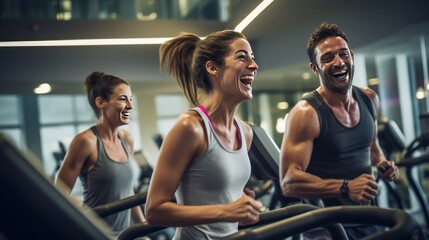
[{"left": 199, "top": 105, "right": 215, "bottom": 129}]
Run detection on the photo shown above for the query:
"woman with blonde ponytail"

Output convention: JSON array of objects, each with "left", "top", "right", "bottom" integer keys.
[{"left": 145, "top": 30, "right": 260, "bottom": 240}]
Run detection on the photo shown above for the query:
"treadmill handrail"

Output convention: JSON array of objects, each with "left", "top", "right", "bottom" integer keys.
[
  {"left": 396, "top": 152, "right": 429, "bottom": 167},
  {"left": 91, "top": 190, "right": 148, "bottom": 218},
  {"left": 240, "top": 204, "right": 347, "bottom": 240},
  {"left": 116, "top": 222, "right": 166, "bottom": 240},
  {"left": 117, "top": 204, "right": 348, "bottom": 240},
  {"left": 222, "top": 206, "right": 420, "bottom": 240}
]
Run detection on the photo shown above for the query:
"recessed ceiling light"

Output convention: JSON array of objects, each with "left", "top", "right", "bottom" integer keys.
[
  {"left": 368, "top": 78, "right": 379, "bottom": 85},
  {"left": 277, "top": 101, "right": 289, "bottom": 110},
  {"left": 302, "top": 72, "right": 311, "bottom": 80},
  {"left": 34, "top": 83, "right": 51, "bottom": 94}
]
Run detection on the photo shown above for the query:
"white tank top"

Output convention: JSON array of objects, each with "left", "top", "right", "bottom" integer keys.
[{"left": 173, "top": 107, "right": 252, "bottom": 240}]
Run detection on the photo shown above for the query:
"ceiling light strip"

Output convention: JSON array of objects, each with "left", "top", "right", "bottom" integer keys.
[
  {"left": 0, "top": 37, "right": 172, "bottom": 47},
  {"left": 234, "top": 0, "right": 274, "bottom": 32}
]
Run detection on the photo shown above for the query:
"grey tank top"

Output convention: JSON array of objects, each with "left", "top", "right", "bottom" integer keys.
[
  {"left": 173, "top": 107, "right": 252, "bottom": 240},
  {"left": 79, "top": 126, "right": 134, "bottom": 235}
]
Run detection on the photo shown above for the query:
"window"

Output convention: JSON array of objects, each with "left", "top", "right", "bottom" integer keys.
[
  {"left": 155, "top": 94, "right": 189, "bottom": 139},
  {"left": 0, "top": 95, "right": 24, "bottom": 148}
]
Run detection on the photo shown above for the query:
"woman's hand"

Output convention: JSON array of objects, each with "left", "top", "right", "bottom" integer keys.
[{"left": 223, "top": 190, "right": 263, "bottom": 226}]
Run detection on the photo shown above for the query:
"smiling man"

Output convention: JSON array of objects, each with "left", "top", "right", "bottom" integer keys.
[{"left": 279, "top": 22, "right": 400, "bottom": 240}]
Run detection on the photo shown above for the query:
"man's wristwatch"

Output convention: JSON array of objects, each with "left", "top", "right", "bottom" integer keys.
[{"left": 340, "top": 180, "right": 349, "bottom": 198}]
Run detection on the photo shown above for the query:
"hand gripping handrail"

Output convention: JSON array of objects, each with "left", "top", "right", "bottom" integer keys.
[
  {"left": 239, "top": 204, "right": 347, "bottom": 239},
  {"left": 222, "top": 206, "right": 422, "bottom": 240}
]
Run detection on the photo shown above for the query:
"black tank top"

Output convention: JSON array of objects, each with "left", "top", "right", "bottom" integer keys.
[{"left": 302, "top": 86, "right": 375, "bottom": 207}]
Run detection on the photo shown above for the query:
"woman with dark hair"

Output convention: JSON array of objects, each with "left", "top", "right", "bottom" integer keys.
[
  {"left": 55, "top": 71, "right": 145, "bottom": 236},
  {"left": 145, "top": 30, "right": 261, "bottom": 239}
]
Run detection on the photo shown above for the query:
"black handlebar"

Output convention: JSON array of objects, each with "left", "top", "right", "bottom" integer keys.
[
  {"left": 239, "top": 204, "right": 347, "bottom": 240},
  {"left": 397, "top": 152, "right": 429, "bottom": 167},
  {"left": 116, "top": 222, "right": 166, "bottom": 240},
  {"left": 117, "top": 204, "right": 347, "bottom": 240},
  {"left": 91, "top": 190, "right": 148, "bottom": 218},
  {"left": 222, "top": 206, "right": 422, "bottom": 240}
]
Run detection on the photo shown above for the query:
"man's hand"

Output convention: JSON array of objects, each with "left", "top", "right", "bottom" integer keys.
[
  {"left": 348, "top": 174, "right": 378, "bottom": 204},
  {"left": 377, "top": 160, "right": 400, "bottom": 181}
]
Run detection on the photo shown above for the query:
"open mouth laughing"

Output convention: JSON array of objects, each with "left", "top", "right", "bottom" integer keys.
[
  {"left": 240, "top": 75, "right": 254, "bottom": 89},
  {"left": 331, "top": 68, "right": 348, "bottom": 79}
]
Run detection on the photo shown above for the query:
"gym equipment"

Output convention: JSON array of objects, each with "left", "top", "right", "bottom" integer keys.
[
  {"left": 247, "top": 122, "right": 300, "bottom": 208},
  {"left": 117, "top": 204, "right": 348, "bottom": 240},
  {"left": 397, "top": 133, "right": 429, "bottom": 228},
  {"left": 115, "top": 204, "right": 423, "bottom": 240},
  {"left": 247, "top": 122, "right": 279, "bottom": 182},
  {"left": 152, "top": 133, "right": 164, "bottom": 149},
  {"left": 377, "top": 121, "right": 429, "bottom": 231},
  {"left": 133, "top": 150, "right": 154, "bottom": 192},
  {"left": 224, "top": 206, "right": 424, "bottom": 240},
  {"left": 51, "top": 140, "right": 68, "bottom": 177},
  {"left": 378, "top": 118, "right": 407, "bottom": 158},
  {"left": 0, "top": 134, "right": 114, "bottom": 240},
  {"left": 377, "top": 118, "right": 408, "bottom": 209},
  {"left": 91, "top": 190, "right": 148, "bottom": 218}
]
